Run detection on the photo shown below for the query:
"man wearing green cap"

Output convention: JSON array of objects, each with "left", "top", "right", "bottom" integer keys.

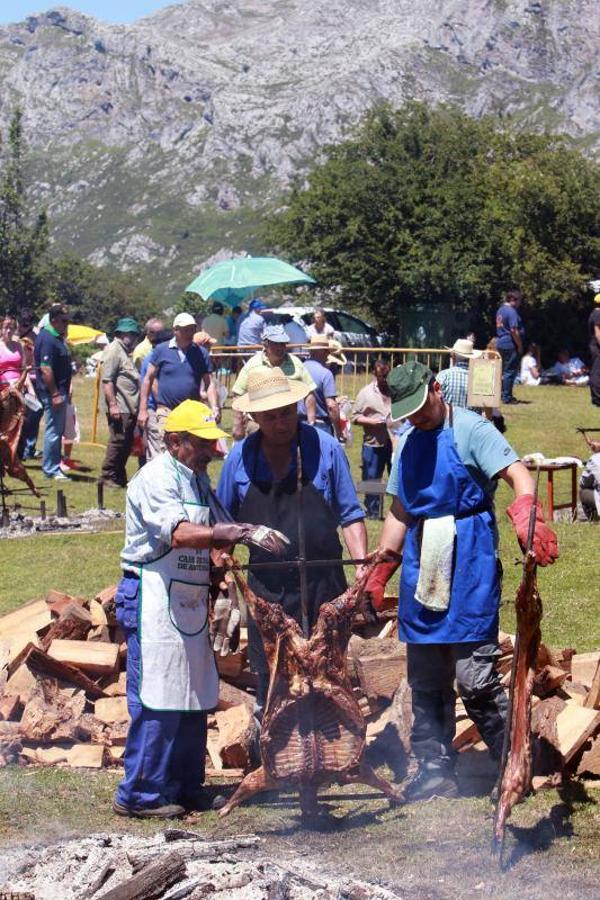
[
  {"left": 365, "top": 361, "right": 558, "bottom": 801},
  {"left": 100, "top": 317, "right": 142, "bottom": 488}
]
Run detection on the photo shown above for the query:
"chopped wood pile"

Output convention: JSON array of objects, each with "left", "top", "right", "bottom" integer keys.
[
  {"left": 1, "top": 589, "right": 599, "bottom": 792},
  {"left": 1, "top": 830, "right": 403, "bottom": 899}
]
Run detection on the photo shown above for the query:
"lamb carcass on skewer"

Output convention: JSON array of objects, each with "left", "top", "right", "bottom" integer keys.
[
  {"left": 493, "top": 549, "right": 542, "bottom": 852},
  {"left": 218, "top": 555, "right": 404, "bottom": 818},
  {"left": 0, "top": 370, "right": 40, "bottom": 497}
]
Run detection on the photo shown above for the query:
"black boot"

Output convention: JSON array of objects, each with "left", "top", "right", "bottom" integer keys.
[{"left": 404, "top": 759, "right": 459, "bottom": 802}]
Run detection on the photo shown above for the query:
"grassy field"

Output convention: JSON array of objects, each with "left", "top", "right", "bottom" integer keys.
[{"left": 1, "top": 375, "right": 599, "bottom": 894}]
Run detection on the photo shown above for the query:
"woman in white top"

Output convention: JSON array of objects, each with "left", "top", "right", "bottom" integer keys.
[{"left": 519, "top": 342, "right": 541, "bottom": 386}]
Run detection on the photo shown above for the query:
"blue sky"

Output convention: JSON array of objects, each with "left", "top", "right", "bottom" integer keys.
[{"left": 0, "top": 2, "right": 179, "bottom": 26}]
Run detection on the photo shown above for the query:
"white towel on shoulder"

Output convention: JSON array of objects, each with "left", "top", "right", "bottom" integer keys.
[{"left": 415, "top": 515, "right": 456, "bottom": 611}]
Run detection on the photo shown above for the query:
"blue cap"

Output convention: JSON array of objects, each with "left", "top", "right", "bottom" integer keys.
[
  {"left": 249, "top": 298, "right": 266, "bottom": 311},
  {"left": 262, "top": 324, "right": 289, "bottom": 343}
]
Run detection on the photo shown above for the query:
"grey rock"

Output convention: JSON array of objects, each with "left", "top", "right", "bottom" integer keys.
[{"left": 0, "top": 0, "right": 598, "bottom": 302}]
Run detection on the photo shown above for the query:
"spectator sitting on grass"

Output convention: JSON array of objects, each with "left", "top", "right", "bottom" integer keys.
[
  {"left": 546, "top": 349, "right": 589, "bottom": 386},
  {"left": 518, "top": 343, "right": 541, "bottom": 386}
]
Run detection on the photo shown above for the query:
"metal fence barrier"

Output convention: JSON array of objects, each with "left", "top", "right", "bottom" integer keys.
[{"left": 209, "top": 345, "right": 451, "bottom": 402}]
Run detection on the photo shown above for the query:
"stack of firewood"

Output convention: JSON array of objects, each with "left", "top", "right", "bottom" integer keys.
[{"left": 1, "top": 589, "right": 599, "bottom": 788}]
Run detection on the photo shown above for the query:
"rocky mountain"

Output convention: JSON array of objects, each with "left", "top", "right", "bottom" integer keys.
[{"left": 0, "top": 0, "right": 598, "bottom": 302}]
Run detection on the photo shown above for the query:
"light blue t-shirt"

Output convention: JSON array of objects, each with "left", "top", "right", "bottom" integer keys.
[{"left": 387, "top": 407, "right": 519, "bottom": 501}]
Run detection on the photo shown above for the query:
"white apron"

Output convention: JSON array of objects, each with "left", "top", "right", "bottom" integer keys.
[{"left": 138, "top": 457, "right": 218, "bottom": 711}]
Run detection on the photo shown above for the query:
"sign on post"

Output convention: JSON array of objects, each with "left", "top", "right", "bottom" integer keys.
[{"left": 467, "top": 351, "right": 502, "bottom": 409}]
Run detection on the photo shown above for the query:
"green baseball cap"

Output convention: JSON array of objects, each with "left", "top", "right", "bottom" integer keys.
[
  {"left": 388, "top": 361, "right": 433, "bottom": 419},
  {"left": 114, "top": 317, "right": 140, "bottom": 334}
]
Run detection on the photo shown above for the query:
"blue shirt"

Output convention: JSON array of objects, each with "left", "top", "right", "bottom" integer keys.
[
  {"left": 140, "top": 354, "right": 156, "bottom": 411},
  {"left": 34, "top": 326, "right": 72, "bottom": 400},
  {"left": 237, "top": 310, "right": 265, "bottom": 346},
  {"left": 299, "top": 358, "right": 336, "bottom": 420},
  {"left": 216, "top": 422, "right": 364, "bottom": 527},
  {"left": 388, "top": 407, "right": 519, "bottom": 502},
  {"left": 496, "top": 303, "right": 524, "bottom": 350},
  {"left": 150, "top": 338, "right": 212, "bottom": 409}
]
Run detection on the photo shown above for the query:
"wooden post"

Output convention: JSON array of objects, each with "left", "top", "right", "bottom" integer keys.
[
  {"left": 571, "top": 463, "right": 577, "bottom": 520},
  {"left": 547, "top": 470, "right": 554, "bottom": 521},
  {"left": 91, "top": 364, "right": 101, "bottom": 444},
  {"left": 97, "top": 481, "right": 104, "bottom": 510},
  {"left": 40, "top": 500, "right": 46, "bottom": 519}
]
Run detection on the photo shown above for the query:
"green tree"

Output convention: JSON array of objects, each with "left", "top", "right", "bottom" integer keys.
[
  {"left": 0, "top": 109, "right": 49, "bottom": 312},
  {"left": 267, "top": 103, "right": 600, "bottom": 352},
  {"left": 43, "top": 252, "right": 161, "bottom": 334}
]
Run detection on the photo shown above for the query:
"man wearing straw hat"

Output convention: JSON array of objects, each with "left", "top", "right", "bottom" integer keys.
[
  {"left": 435, "top": 338, "right": 481, "bottom": 410},
  {"left": 217, "top": 366, "right": 368, "bottom": 714},
  {"left": 298, "top": 334, "right": 346, "bottom": 438},
  {"left": 114, "top": 399, "right": 288, "bottom": 819}
]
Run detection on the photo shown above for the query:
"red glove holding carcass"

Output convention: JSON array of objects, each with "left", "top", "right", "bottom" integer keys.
[
  {"left": 506, "top": 494, "right": 559, "bottom": 566},
  {"left": 363, "top": 549, "right": 403, "bottom": 611}
]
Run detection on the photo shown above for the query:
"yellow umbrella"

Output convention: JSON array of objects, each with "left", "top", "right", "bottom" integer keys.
[{"left": 67, "top": 324, "right": 105, "bottom": 346}]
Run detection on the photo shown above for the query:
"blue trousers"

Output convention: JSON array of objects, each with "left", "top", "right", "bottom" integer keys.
[
  {"left": 361, "top": 443, "right": 392, "bottom": 518},
  {"left": 19, "top": 404, "right": 43, "bottom": 459},
  {"left": 42, "top": 397, "right": 67, "bottom": 477},
  {"left": 499, "top": 347, "right": 519, "bottom": 403},
  {"left": 115, "top": 575, "right": 207, "bottom": 810}
]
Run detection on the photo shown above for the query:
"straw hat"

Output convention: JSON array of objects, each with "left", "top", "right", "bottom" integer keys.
[
  {"left": 306, "top": 334, "right": 347, "bottom": 366},
  {"left": 232, "top": 366, "right": 311, "bottom": 413},
  {"left": 444, "top": 338, "right": 481, "bottom": 359}
]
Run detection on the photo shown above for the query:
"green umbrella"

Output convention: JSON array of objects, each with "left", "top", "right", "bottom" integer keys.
[{"left": 185, "top": 256, "right": 316, "bottom": 305}]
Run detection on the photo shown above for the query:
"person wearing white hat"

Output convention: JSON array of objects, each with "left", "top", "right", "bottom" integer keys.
[
  {"left": 217, "top": 366, "right": 368, "bottom": 714},
  {"left": 298, "top": 334, "right": 345, "bottom": 438},
  {"left": 137, "top": 312, "right": 220, "bottom": 451},
  {"left": 230, "top": 323, "right": 317, "bottom": 440},
  {"left": 435, "top": 338, "right": 481, "bottom": 411}
]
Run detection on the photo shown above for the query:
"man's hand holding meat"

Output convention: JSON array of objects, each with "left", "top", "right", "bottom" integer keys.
[
  {"left": 211, "top": 521, "right": 290, "bottom": 555},
  {"left": 506, "top": 494, "right": 559, "bottom": 566}
]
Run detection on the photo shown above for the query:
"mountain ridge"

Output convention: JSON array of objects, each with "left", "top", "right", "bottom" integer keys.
[{"left": 0, "top": 0, "right": 598, "bottom": 301}]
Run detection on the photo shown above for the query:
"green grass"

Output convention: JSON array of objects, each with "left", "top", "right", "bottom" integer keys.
[{"left": 1, "top": 377, "right": 600, "bottom": 885}]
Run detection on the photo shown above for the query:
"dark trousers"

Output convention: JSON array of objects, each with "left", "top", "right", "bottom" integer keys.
[
  {"left": 18, "top": 404, "right": 43, "bottom": 459},
  {"left": 361, "top": 443, "right": 392, "bottom": 518},
  {"left": 101, "top": 413, "right": 136, "bottom": 486},
  {"left": 499, "top": 347, "right": 519, "bottom": 402},
  {"left": 115, "top": 575, "right": 207, "bottom": 809},
  {"left": 590, "top": 340, "right": 600, "bottom": 407},
  {"left": 407, "top": 641, "right": 507, "bottom": 764}
]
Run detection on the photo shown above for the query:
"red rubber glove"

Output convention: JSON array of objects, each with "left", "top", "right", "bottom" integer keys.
[
  {"left": 364, "top": 550, "right": 402, "bottom": 610},
  {"left": 506, "top": 494, "right": 559, "bottom": 567}
]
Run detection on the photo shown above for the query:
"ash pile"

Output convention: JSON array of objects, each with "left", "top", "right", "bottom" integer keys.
[
  {"left": 0, "top": 830, "right": 401, "bottom": 899},
  {"left": 0, "top": 587, "right": 599, "bottom": 790},
  {"left": 0, "top": 507, "right": 123, "bottom": 539}
]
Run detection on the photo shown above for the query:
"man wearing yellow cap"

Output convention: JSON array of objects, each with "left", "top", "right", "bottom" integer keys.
[{"left": 113, "top": 400, "right": 288, "bottom": 819}]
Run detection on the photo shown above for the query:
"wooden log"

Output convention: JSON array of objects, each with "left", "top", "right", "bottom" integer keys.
[
  {"left": 25, "top": 645, "right": 108, "bottom": 698},
  {"left": 98, "top": 850, "right": 185, "bottom": 900},
  {"left": 1, "top": 598, "right": 52, "bottom": 636},
  {"left": 0, "top": 694, "right": 21, "bottom": 721},
  {"left": 584, "top": 660, "right": 600, "bottom": 710},
  {"left": 102, "top": 671, "right": 127, "bottom": 697},
  {"left": 95, "top": 585, "right": 117, "bottom": 606},
  {"left": 46, "top": 590, "right": 87, "bottom": 617},
  {"left": 571, "top": 652, "right": 600, "bottom": 688},
  {"left": 217, "top": 679, "right": 254, "bottom": 713},
  {"left": 355, "top": 653, "right": 404, "bottom": 701},
  {"left": 83, "top": 860, "right": 116, "bottom": 898},
  {"left": 214, "top": 704, "right": 256, "bottom": 769},
  {"left": 47, "top": 639, "right": 119, "bottom": 675},
  {"left": 557, "top": 681, "right": 588, "bottom": 706},
  {"left": 533, "top": 664, "right": 568, "bottom": 698},
  {"left": 555, "top": 701, "right": 600, "bottom": 762},
  {"left": 216, "top": 647, "right": 248, "bottom": 679},
  {"left": 89, "top": 599, "right": 108, "bottom": 626},
  {"left": 40, "top": 604, "right": 93, "bottom": 652},
  {"left": 576, "top": 733, "right": 600, "bottom": 777},
  {"left": 4, "top": 663, "right": 38, "bottom": 704},
  {"left": 66, "top": 743, "right": 106, "bottom": 768},
  {"left": 20, "top": 685, "right": 86, "bottom": 744},
  {"left": 453, "top": 716, "right": 481, "bottom": 750},
  {"left": 87, "top": 625, "right": 112, "bottom": 643},
  {"left": 95, "top": 696, "right": 130, "bottom": 724}
]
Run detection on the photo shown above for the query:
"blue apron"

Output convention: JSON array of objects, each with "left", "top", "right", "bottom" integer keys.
[{"left": 395, "top": 417, "right": 499, "bottom": 644}]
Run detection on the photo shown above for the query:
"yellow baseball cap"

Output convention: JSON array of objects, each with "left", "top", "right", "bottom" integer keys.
[
  {"left": 163, "top": 400, "right": 227, "bottom": 440},
  {"left": 594, "top": 293, "right": 600, "bottom": 305}
]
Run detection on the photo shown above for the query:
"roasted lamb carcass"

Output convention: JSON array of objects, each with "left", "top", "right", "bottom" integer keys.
[
  {"left": 0, "top": 371, "right": 40, "bottom": 498},
  {"left": 493, "top": 550, "right": 542, "bottom": 852},
  {"left": 217, "top": 556, "right": 403, "bottom": 818}
]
